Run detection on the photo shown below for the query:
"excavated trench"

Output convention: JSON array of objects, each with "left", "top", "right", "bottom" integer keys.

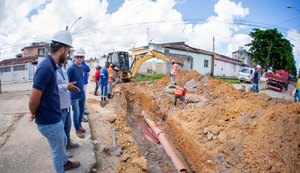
[{"left": 90, "top": 70, "right": 300, "bottom": 173}]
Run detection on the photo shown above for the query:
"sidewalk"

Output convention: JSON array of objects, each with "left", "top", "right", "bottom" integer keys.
[{"left": 0, "top": 82, "right": 96, "bottom": 173}]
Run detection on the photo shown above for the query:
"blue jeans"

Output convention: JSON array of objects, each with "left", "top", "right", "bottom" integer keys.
[
  {"left": 94, "top": 82, "right": 99, "bottom": 95},
  {"left": 251, "top": 83, "right": 259, "bottom": 93},
  {"left": 71, "top": 99, "right": 85, "bottom": 131},
  {"left": 100, "top": 83, "right": 108, "bottom": 97},
  {"left": 37, "top": 121, "right": 68, "bottom": 173},
  {"left": 61, "top": 108, "right": 71, "bottom": 144},
  {"left": 170, "top": 74, "right": 176, "bottom": 85}
]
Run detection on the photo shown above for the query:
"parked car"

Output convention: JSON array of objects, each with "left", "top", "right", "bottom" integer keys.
[{"left": 239, "top": 67, "right": 255, "bottom": 83}]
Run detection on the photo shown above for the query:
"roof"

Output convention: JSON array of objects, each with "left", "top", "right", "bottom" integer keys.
[
  {"left": 0, "top": 56, "right": 38, "bottom": 66},
  {"left": 156, "top": 42, "right": 215, "bottom": 56},
  {"left": 214, "top": 54, "right": 244, "bottom": 65},
  {"left": 22, "top": 42, "right": 48, "bottom": 50}
]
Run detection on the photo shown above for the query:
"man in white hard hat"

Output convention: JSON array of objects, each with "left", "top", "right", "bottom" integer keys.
[
  {"left": 29, "top": 30, "right": 81, "bottom": 172},
  {"left": 68, "top": 48, "right": 90, "bottom": 138},
  {"left": 251, "top": 64, "right": 261, "bottom": 93}
]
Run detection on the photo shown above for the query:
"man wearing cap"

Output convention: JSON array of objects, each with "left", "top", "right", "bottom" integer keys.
[
  {"left": 170, "top": 60, "right": 177, "bottom": 85},
  {"left": 251, "top": 65, "right": 261, "bottom": 93},
  {"left": 29, "top": 30, "right": 80, "bottom": 172}
]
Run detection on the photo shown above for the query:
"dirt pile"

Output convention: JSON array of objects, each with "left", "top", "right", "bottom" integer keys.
[{"left": 88, "top": 70, "right": 300, "bottom": 172}]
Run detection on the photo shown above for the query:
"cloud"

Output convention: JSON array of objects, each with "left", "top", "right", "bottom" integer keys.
[
  {"left": 2, "top": 0, "right": 297, "bottom": 65},
  {"left": 287, "top": 29, "right": 300, "bottom": 71}
]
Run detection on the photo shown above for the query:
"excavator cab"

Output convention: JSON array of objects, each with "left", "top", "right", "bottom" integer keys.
[{"left": 107, "top": 51, "right": 131, "bottom": 82}]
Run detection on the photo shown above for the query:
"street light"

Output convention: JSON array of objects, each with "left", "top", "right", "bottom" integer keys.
[
  {"left": 66, "top": 17, "right": 82, "bottom": 31},
  {"left": 287, "top": 5, "right": 300, "bottom": 12}
]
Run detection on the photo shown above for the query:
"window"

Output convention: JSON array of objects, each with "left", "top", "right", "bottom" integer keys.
[
  {"left": 164, "top": 49, "right": 169, "bottom": 54},
  {"left": 204, "top": 59, "right": 209, "bottom": 68},
  {"left": 13, "top": 65, "right": 25, "bottom": 71},
  {"left": 0, "top": 66, "right": 11, "bottom": 73},
  {"left": 28, "top": 49, "right": 34, "bottom": 56},
  {"left": 38, "top": 48, "right": 45, "bottom": 56}
]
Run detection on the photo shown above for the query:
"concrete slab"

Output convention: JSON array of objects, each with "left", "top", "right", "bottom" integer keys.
[{"left": 0, "top": 114, "right": 96, "bottom": 173}]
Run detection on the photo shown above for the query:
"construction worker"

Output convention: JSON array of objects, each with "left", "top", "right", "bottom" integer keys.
[
  {"left": 170, "top": 59, "right": 177, "bottom": 85},
  {"left": 94, "top": 65, "right": 101, "bottom": 96},
  {"left": 107, "top": 63, "right": 115, "bottom": 99},
  {"left": 68, "top": 48, "right": 87, "bottom": 138},
  {"left": 251, "top": 64, "right": 261, "bottom": 93},
  {"left": 29, "top": 30, "right": 80, "bottom": 172},
  {"left": 100, "top": 62, "right": 109, "bottom": 101},
  {"left": 296, "top": 68, "right": 300, "bottom": 102},
  {"left": 174, "top": 86, "right": 187, "bottom": 106}
]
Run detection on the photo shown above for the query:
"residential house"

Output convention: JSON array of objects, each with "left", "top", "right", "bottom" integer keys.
[
  {"left": 0, "top": 55, "right": 38, "bottom": 83},
  {"left": 131, "top": 42, "right": 244, "bottom": 78},
  {"left": 213, "top": 54, "right": 244, "bottom": 78},
  {"left": 0, "top": 42, "right": 48, "bottom": 83},
  {"left": 232, "top": 47, "right": 253, "bottom": 67},
  {"left": 131, "top": 42, "right": 207, "bottom": 75}
]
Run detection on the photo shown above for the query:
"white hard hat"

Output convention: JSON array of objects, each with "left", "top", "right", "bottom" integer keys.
[
  {"left": 51, "top": 30, "right": 73, "bottom": 47},
  {"left": 256, "top": 64, "right": 261, "bottom": 69},
  {"left": 74, "top": 48, "right": 85, "bottom": 56}
]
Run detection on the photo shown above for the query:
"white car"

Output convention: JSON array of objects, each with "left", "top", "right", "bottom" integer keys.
[{"left": 239, "top": 67, "right": 255, "bottom": 83}]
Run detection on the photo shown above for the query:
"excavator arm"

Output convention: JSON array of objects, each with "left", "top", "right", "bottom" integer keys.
[{"left": 130, "top": 50, "right": 172, "bottom": 78}]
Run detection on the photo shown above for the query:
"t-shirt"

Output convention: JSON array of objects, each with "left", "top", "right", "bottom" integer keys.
[
  {"left": 100, "top": 67, "right": 109, "bottom": 84},
  {"left": 253, "top": 71, "right": 259, "bottom": 84},
  {"left": 33, "top": 55, "right": 61, "bottom": 125},
  {"left": 67, "top": 63, "right": 85, "bottom": 100}
]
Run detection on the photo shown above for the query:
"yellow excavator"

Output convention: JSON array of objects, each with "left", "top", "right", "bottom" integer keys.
[{"left": 107, "top": 50, "right": 181, "bottom": 82}]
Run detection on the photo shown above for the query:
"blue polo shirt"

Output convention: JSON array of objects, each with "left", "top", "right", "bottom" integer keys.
[
  {"left": 67, "top": 63, "right": 85, "bottom": 100},
  {"left": 100, "top": 67, "right": 108, "bottom": 84},
  {"left": 33, "top": 55, "right": 61, "bottom": 125}
]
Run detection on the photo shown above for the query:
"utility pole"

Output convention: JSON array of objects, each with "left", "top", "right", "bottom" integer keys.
[
  {"left": 66, "top": 17, "right": 82, "bottom": 31},
  {"left": 147, "top": 28, "right": 150, "bottom": 45},
  {"left": 213, "top": 37, "right": 215, "bottom": 53}
]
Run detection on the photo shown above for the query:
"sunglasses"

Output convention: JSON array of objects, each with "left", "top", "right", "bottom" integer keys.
[{"left": 75, "top": 56, "right": 84, "bottom": 59}]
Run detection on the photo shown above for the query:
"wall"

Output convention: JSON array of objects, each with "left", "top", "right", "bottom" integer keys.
[
  {"left": 167, "top": 49, "right": 212, "bottom": 75},
  {"left": 0, "top": 64, "right": 30, "bottom": 83},
  {"left": 214, "top": 59, "right": 241, "bottom": 78}
]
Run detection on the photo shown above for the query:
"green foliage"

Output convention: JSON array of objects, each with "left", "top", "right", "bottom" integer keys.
[
  {"left": 246, "top": 28, "right": 296, "bottom": 76},
  {"left": 132, "top": 73, "right": 165, "bottom": 82},
  {"left": 213, "top": 77, "right": 240, "bottom": 84}
]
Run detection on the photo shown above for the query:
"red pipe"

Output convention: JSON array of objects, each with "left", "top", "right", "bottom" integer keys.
[{"left": 144, "top": 116, "right": 188, "bottom": 173}]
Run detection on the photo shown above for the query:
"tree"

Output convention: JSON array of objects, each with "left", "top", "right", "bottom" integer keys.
[{"left": 246, "top": 28, "right": 296, "bottom": 76}]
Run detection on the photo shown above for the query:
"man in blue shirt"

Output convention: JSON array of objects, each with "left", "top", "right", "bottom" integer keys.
[
  {"left": 100, "top": 62, "right": 109, "bottom": 101},
  {"left": 67, "top": 49, "right": 87, "bottom": 139},
  {"left": 29, "top": 30, "right": 80, "bottom": 172},
  {"left": 251, "top": 65, "right": 261, "bottom": 93}
]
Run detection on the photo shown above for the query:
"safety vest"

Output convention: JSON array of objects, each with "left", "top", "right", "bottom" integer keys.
[
  {"left": 296, "top": 77, "right": 300, "bottom": 89},
  {"left": 171, "top": 64, "right": 177, "bottom": 75},
  {"left": 174, "top": 87, "right": 186, "bottom": 97},
  {"left": 108, "top": 67, "right": 114, "bottom": 83}
]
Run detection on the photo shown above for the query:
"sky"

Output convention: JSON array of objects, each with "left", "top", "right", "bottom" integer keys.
[{"left": 0, "top": 0, "right": 299, "bottom": 69}]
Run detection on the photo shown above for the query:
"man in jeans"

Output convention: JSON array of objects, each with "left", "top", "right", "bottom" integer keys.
[
  {"left": 251, "top": 65, "right": 261, "bottom": 93},
  {"left": 29, "top": 30, "right": 80, "bottom": 172},
  {"left": 68, "top": 49, "right": 87, "bottom": 138},
  {"left": 56, "top": 62, "right": 80, "bottom": 149}
]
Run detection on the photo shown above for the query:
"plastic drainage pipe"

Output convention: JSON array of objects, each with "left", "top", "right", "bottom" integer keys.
[{"left": 144, "top": 116, "right": 188, "bottom": 173}]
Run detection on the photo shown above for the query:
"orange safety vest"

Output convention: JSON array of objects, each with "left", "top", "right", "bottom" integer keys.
[
  {"left": 171, "top": 64, "right": 177, "bottom": 75},
  {"left": 174, "top": 87, "right": 186, "bottom": 97},
  {"left": 297, "top": 77, "right": 300, "bottom": 89},
  {"left": 108, "top": 67, "right": 114, "bottom": 83}
]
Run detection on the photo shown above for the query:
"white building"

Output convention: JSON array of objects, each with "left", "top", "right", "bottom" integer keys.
[
  {"left": 213, "top": 54, "right": 244, "bottom": 78},
  {"left": 232, "top": 47, "right": 253, "bottom": 67},
  {"left": 0, "top": 56, "right": 38, "bottom": 83}
]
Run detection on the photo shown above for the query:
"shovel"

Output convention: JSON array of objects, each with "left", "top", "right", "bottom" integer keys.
[{"left": 110, "top": 129, "right": 122, "bottom": 156}]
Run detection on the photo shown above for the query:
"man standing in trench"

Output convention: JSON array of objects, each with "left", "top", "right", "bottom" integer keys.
[{"left": 29, "top": 30, "right": 80, "bottom": 172}]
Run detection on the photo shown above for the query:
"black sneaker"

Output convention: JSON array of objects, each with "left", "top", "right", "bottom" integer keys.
[
  {"left": 64, "top": 160, "right": 80, "bottom": 170},
  {"left": 66, "top": 142, "right": 79, "bottom": 150}
]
